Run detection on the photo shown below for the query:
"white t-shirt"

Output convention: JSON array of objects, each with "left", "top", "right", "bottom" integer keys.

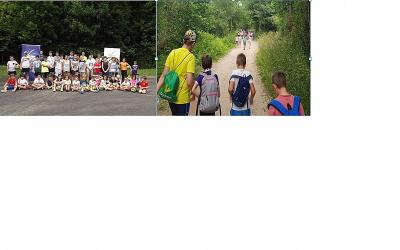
[
  {"left": 55, "top": 61, "right": 62, "bottom": 70},
  {"left": 21, "top": 57, "right": 31, "bottom": 68},
  {"left": 62, "top": 59, "right": 70, "bottom": 71},
  {"left": 86, "top": 58, "right": 95, "bottom": 69},
  {"left": 7, "top": 60, "right": 18, "bottom": 72},
  {"left": 34, "top": 78, "right": 44, "bottom": 84},
  {"left": 229, "top": 69, "right": 254, "bottom": 111},
  {"left": 72, "top": 80, "right": 80, "bottom": 85},
  {"left": 47, "top": 56, "right": 55, "bottom": 68},
  {"left": 63, "top": 79, "right": 72, "bottom": 85},
  {"left": 18, "top": 78, "right": 28, "bottom": 85}
]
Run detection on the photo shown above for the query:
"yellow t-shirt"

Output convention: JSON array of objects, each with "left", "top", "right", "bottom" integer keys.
[
  {"left": 41, "top": 61, "right": 50, "bottom": 73},
  {"left": 120, "top": 62, "right": 129, "bottom": 71},
  {"left": 165, "top": 48, "right": 195, "bottom": 104}
]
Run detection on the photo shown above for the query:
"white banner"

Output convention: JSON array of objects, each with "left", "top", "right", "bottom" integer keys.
[{"left": 104, "top": 48, "right": 120, "bottom": 60}]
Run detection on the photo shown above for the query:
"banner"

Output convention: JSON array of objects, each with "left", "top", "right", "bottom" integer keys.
[
  {"left": 104, "top": 48, "right": 120, "bottom": 60},
  {"left": 21, "top": 44, "right": 41, "bottom": 82}
]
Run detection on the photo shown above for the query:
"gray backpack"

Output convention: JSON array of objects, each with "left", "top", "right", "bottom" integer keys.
[{"left": 196, "top": 72, "right": 221, "bottom": 115}]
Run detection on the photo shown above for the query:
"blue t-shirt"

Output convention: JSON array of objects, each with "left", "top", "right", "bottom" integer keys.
[{"left": 131, "top": 64, "right": 139, "bottom": 75}]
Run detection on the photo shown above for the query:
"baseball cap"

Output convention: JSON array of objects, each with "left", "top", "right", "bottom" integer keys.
[{"left": 183, "top": 30, "right": 196, "bottom": 42}]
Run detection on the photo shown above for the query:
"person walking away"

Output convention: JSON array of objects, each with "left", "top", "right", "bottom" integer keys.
[
  {"left": 191, "top": 55, "right": 221, "bottom": 116},
  {"left": 157, "top": 30, "right": 196, "bottom": 116},
  {"left": 228, "top": 53, "right": 256, "bottom": 116},
  {"left": 267, "top": 71, "right": 305, "bottom": 116}
]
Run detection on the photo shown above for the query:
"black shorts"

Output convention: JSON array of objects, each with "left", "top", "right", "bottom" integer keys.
[
  {"left": 49, "top": 67, "right": 55, "bottom": 73},
  {"left": 34, "top": 71, "right": 41, "bottom": 77},
  {"left": 8, "top": 71, "right": 16, "bottom": 75},
  {"left": 42, "top": 72, "right": 49, "bottom": 78},
  {"left": 22, "top": 68, "right": 30, "bottom": 74}
]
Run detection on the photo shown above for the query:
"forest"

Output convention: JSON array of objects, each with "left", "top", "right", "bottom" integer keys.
[
  {"left": 158, "top": 0, "right": 310, "bottom": 115},
  {"left": 0, "top": 1, "right": 156, "bottom": 68}
]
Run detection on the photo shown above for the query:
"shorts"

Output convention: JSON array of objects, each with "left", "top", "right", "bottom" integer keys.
[
  {"left": 8, "top": 71, "right": 16, "bottom": 75},
  {"left": 7, "top": 84, "right": 16, "bottom": 90},
  {"left": 42, "top": 72, "right": 49, "bottom": 78},
  {"left": 230, "top": 109, "right": 251, "bottom": 116},
  {"left": 22, "top": 68, "right": 30, "bottom": 74},
  {"left": 169, "top": 103, "right": 190, "bottom": 116},
  {"left": 34, "top": 71, "right": 41, "bottom": 77},
  {"left": 49, "top": 67, "right": 55, "bottom": 73}
]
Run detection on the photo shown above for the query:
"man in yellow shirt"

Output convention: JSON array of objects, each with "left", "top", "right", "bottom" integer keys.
[
  {"left": 41, "top": 57, "right": 50, "bottom": 81},
  {"left": 157, "top": 30, "right": 196, "bottom": 116}
]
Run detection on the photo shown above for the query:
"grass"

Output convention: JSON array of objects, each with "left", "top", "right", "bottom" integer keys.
[{"left": 257, "top": 32, "right": 311, "bottom": 115}]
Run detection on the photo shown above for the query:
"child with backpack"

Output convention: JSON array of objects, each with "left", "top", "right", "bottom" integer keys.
[
  {"left": 228, "top": 53, "right": 256, "bottom": 116},
  {"left": 267, "top": 71, "right": 305, "bottom": 116},
  {"left": 192, "top": 55, "right": 221, "bottom": 116}
]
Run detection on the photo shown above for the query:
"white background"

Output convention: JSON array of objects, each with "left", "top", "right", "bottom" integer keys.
[{"left": 1, "top": 0, "right": 400, "bottom": 249}]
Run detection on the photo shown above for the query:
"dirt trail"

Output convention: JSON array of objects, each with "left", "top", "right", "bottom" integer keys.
[{"left": 189, "top": 41, "right": 270, "bottom": 116}]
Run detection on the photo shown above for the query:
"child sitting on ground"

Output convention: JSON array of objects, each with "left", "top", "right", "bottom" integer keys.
[
  {"left": 267, "top": 71, "right": 305, "bottom": 116},
  {"left": 63, "top": 75, "right": 72, "bottom": 92},
  {"left": 138, "top": 76, "right": 149, "bottom": 94},
  {"left": 53, "top": 75, "right": 63, "bottom": 92},
  {"left": 80, "top": 74, "right": 89, "bottom": 94},
  {"left": 120, "top": 77, "right": 132, "bottom": 91},
  {"left": 1, "top": 74, "right": 17, "bottom": 93},
  {"left": 89, "top": 77, "right": 99, "bottom": 92},
  {"left": 71, "top": 75, "right": 81, "bottom": 92},
  {"left": 32, "top": 75, "right": 46, "bottom": 90},
  {"left": 46, "top": 75, "right": 54, "bottom": 90},
  {"left": 130, "top": 74, "right": 138, "bottom": 92},
  {"left": 110, "top": 76, "right": 120, "bottom": 90},
  {"left": 99, "top": 76, "right": 113, "bottom": 91},
  {"left": 17, "top": 75, "right": 29, "bottom": 90}
]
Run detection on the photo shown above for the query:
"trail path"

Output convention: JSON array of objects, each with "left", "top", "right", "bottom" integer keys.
[{"left": 190, "top": 41, "right": 270, "bottom": 116}]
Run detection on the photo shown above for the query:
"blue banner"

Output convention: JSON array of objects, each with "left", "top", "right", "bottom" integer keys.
[{"left": 21, "top": 44, "right": 40, "bottom": 82}]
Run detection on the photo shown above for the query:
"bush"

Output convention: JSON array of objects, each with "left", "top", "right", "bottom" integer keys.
[{"left": 257, "top": 32, "right": 310, "bottom": 115}]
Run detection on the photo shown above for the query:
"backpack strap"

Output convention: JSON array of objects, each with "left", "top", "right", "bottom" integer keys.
[
  {"left": 292, "top": 96, "right": 301, "bottom": 114},
  {"left": 173, "top": 52, "right": 191, "bottom": 71},
  {"left": 268, "top": 99, "right": 288, "bottom": 115}
]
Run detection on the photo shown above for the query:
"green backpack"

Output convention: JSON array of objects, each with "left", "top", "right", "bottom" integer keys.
[{"left": 158, "top": 51, "right": 191, "bottom": 103}]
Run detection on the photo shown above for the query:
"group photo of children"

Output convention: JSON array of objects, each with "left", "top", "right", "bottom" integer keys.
[{"left": 3, "top": 52, "right": 149, "bottom": 94}]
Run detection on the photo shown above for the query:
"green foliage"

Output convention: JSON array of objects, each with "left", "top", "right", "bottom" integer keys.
[
  {"left": 0, "top": 1, "right": 155, "bottom": 67},
  {"left": 158, "top": 0, "right": 250, "bottom": 54},
  {"left": 257, "top": 32, "right": 310, "bottom": 115}
]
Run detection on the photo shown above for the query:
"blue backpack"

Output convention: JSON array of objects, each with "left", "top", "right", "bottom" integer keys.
[
  {"left": 268, "top": 96, "right": 301, "bottom": 116},
  {"left": 232, "top": 75, "right": 251, "bottom": 107}
]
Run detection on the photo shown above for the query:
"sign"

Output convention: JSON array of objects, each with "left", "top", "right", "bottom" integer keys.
[
  {"left": 104, "top": 48, "right": 120, "bottom": 60},
  {"left": 21, "top": 44, "right": 41, "bottom": 82}
]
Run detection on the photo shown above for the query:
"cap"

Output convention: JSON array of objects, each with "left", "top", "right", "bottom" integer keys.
[{"left": 183, "top": 30, "right": 196, "bottom": 42}]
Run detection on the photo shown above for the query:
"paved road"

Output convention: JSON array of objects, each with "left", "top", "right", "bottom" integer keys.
[{"left": 0, "top": 77, "right": 157, "bottom": 116}]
